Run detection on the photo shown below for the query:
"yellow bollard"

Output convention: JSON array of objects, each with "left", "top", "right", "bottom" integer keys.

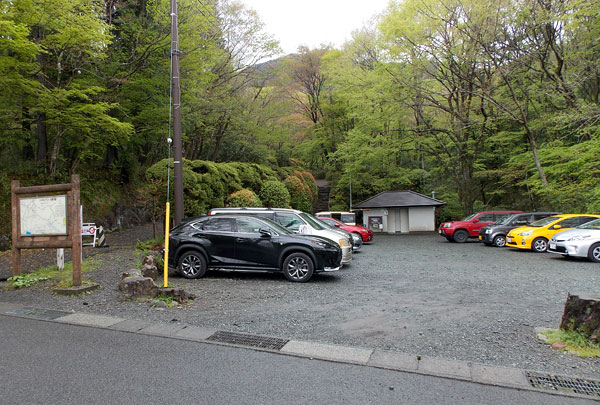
[{"left": 163, "top": 202, "right": 170, "bottom": 288}]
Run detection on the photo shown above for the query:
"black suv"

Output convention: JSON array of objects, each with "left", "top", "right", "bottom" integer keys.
[
  {"left": 168, "top": 215, "right": 342, "bottom": 282},
  {"left": 479, "top": 212, "right": 560, "bottom": 247}
]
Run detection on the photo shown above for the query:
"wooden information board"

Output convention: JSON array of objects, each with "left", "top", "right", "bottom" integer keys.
[{"left": 11, "top": 175, "right": 82, "bottom": 286}]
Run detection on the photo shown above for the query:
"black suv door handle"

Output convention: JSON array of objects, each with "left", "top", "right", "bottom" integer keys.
[{"left": 235, "top": 238, "right": 245, "bottom": 242}]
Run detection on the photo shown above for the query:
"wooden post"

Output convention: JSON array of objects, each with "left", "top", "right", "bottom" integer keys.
[
  {"left": 71, "top": 175, "right": 82, "bottom": 286},
  {"left": 11, "top": 180, "right": 21, "bottom": 276},
  {"left": 57, "top": 249, "right": 64, "bottom": 270}
]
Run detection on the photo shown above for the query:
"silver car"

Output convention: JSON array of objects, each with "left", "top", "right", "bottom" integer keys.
[{"left": 548, "top": 218, "right": 600, "bottom": 262}]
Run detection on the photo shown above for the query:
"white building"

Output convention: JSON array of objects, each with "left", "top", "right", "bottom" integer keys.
[{"left": 354, "top": 191, "right": 446, "bottom": 233}]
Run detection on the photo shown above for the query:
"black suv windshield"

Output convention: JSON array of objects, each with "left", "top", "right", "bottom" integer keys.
[{"left": 258, "top": 217, "right": 292, "bottom": 234}]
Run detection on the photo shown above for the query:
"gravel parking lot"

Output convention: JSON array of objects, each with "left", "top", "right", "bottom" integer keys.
[{"left": 1, "top": 231, "right": 599, "bottom": 379}]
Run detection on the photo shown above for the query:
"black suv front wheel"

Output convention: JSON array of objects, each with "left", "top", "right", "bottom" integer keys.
[{"left": 282, "top": 253, "right": 314, "bottom": 282}]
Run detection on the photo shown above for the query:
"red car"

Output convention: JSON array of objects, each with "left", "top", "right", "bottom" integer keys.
[
  {"left": 438, "top": 210, "right": 523, "bottom": 243},
  {"left": 318, "top": 217, "right": 374, "bottom": 242}
]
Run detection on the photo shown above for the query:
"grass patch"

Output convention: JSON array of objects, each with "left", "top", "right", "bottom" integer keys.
[
  {"left": 541, "top": 328, "right": 600, "bottom": 357},
  {"left": 6, "top": 258, "right": 102, "bottom": 290},
  {"left": 136, "top": 237, "right": 164, "bottom": 253}
]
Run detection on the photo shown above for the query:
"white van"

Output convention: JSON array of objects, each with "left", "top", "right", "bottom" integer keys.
[
  {"left": 208, "top": 207, "right": 353, "bottom": 264},
  {"left": 315, "top": 211, "right": 356, "bottom": 225}
]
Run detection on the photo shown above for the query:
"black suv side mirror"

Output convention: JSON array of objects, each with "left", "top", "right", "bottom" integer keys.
[{"left": 259, "top": 228, "right": 271, "bottom": 237}]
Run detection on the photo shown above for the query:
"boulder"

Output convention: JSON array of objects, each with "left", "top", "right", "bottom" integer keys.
[
  {"left": 559, "top": 293, "right": 600, "bottom": 342},
  {"left": 159, "top": 288, "right": 196, "bottom": 304},
  {"left": 141, "top": 263, "right": 159, "bottom": 281},
  {"left": 118, "top": 277, "right": 158, "bottom": 300},
  {"left": 142, "top": 255, "right": 157, "bottom": 267},
  {"left": 121, "top": 269, "right": 142, "bottom": 280}
]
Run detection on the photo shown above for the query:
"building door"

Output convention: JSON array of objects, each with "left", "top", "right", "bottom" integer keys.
[{"left": 368, "top": 216, "right": 383, "bottom": 232}]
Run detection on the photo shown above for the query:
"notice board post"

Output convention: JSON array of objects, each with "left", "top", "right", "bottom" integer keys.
[{"left": 11, "top": 175, "right": 82, "bottom": 286}]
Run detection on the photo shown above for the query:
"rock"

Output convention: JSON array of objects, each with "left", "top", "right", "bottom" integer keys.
[
  {"left": 0, "top": 235, "right": 9, "bottom": 251},
  {"left": 142, "top": 255, "right": 157, "bottom": 267},
  {"left": 121, "top": 269, "right": 142, "bottom": 280},
  {"left": 154, "top": 300, "right": 168, "bottom": 308},
  {"left": 552, "top": 342, "right": 567, "bottom": 350},
  {"left": 141, "top": 263, "right": 158, "bottom": 281},
  {"left": 559, "top": 293, "right": 600, "bottom": 342},
  {"left": 118, "top": 277, "right": 158, "bottom": 300},
  {"left": 158, "top": 287, "right": 196, "bottom": 304}
]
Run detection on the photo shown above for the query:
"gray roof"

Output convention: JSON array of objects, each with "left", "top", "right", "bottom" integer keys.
[{"left": 353, "top": 190, "right": 446, "bottom": 209}]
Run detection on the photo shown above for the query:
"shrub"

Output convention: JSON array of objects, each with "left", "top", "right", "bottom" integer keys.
[
  {"left": 284, "top": 176, "right": 312, "bottom": 212},
  {"left": 226, "top": 189, "right": 262, "bottom": 208},
  {"left": 260, "top": 181, "right": 290, "bottom": 208}
]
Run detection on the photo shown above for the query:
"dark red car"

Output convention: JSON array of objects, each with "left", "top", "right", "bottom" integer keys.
[
  {"left": 318, "top": 217, "right": 374, "bottom": 242},
  {"left": 438, "top": 210, "right": 523, "bottom": 243}
]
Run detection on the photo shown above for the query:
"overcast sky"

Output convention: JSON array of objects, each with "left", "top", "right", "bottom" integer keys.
[{"left": 237, "top": 0, "right": 391, "bottom": 55}]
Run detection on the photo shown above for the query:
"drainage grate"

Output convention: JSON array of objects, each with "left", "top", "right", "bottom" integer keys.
[
  {"left": 6, "top": 307, "right": 71, "bottom": 321},
  {"left": 527, "top": 371, "right": 600, "bottom": 398},
  {"left": 207, "top": 330, "right": 289, "bottom": 350}
]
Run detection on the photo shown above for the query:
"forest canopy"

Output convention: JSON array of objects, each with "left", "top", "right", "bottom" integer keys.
[{"left": 1, "top": 0, "right": 599, "bottom": 233}]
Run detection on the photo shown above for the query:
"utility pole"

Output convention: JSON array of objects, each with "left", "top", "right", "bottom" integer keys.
[
  {"left": 170, "top": 0, "right": 184, "bottom": 224},
  {"left": 349, "top": 172, "right": 352, "bottom": 211}
]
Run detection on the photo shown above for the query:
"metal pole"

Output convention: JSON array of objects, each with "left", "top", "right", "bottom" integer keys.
[
  {"left": 349, "top": 172, "right": 352, "bottom": 211},
  {"left": 170, "top": 0, "right": 184, "bottom": 224}
]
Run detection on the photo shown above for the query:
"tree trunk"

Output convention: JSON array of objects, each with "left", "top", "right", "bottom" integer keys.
[
  {"left": 559, "top": 293, "right": 600, "bottom": 342},
  {"left": 525, "top": 128, "right": 549, "bottom": 187}
]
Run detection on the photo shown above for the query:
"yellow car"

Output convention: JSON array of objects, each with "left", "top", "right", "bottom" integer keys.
[{"left": 506, "top": 214, "right": 600, "bottom": 252}]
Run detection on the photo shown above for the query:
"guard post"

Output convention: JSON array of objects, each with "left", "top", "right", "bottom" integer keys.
[{"left": 11, "top": 175, "right": 82, "bottom": 286}]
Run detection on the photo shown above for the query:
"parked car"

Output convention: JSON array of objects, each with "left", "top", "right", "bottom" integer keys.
[
  {"left": 315, "top": 211, "right": 356, "bottom": 225},
  {"left": 479, "top": 212, "right": 560, "bottom": 247},
  {"left": 548, "top": 218, "right": 600, "bottom": 262},
  {"left": 208, "top": 207, "right": 353, "bottom": 264},
  {"left": 317, "top": 216, "right": 374, "bottom": 243},
  {"left": 506, "top": 214, "right": 600, "bottom": 252},
  {"left": 168, "top": 215, "right": 342, "bottom": 282},
  {"left": 311, "top": 215, "right": 362, "bottom": 251},
  {"left": 438, "top": 211, "right": 523, "bottom": 243}
]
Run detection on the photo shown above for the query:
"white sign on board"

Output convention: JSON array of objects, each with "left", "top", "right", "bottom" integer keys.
[{"left": 19, "top": 195, "right": 68, "bottom": 236}]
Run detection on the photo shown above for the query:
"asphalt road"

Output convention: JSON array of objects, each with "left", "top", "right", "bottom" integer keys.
[
  {"left": 0, "top": 315, "right": 594, "bottom": 405},
  {"left": 1, "top": 232, "right": 599, "bottom": 379}
]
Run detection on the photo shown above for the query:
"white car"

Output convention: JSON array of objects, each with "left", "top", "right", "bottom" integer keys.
[
  {"left": 208, "top": 207, "right": 353, "bottom": 264},
  {"left": 548, "top": 218, "right": 600, "bottom": 262}
]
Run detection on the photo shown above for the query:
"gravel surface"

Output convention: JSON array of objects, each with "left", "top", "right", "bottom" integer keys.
[{"left": 1, "top": 229, "right": 599, "bottom": 379}]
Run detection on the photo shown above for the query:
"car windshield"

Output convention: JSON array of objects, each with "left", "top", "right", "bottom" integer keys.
[
  {"left": 496, "top": 214, "right": 517, "bottom": 225},
  {"left": 301, "top": 213, "right": 327, "bottom": 230},
  {"left": 529, "top": 216, "right": 560, "bottom": 227},
  {"left": 462, "top": 213, "right": 477, "bottom": 221},
  {"left": 319, "top": 218, "right": 337, "bottom": 227},
  {"left": 254, "top": 217, "right": 292, "bottom": 235},
  {"left": 341, "top": 214, "right": 355, "bottom": 223},
  {"left": 577, "top": 218, "right": 600, "bottom": 230}
]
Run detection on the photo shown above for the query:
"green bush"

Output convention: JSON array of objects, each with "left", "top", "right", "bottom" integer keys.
[
  {"left": 226, "top": 189, "right": 262, "bottom": 207},
  {"left": 284, "top": 176, "right": 312, "bottom": 212},
  {"left": 260, "top": 180, "right": 290, "bottom": 208}
]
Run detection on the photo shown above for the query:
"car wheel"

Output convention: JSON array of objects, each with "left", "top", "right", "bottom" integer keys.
[
  {"left": 282, "top": 253, "right": 314, "bottom": 282},
  {"left": 531, "top": 237, "right": 548, "bottom": 253},
  {"left": 178, "top": 251, "right": 207, "bottom": 279},
  {"left": 453, "top": 230, "right": 468, "bottom": 243},
  {"left": 493, "top": 235, "right": 506, "bottom": 247},
  {"left": 588, "top": 243, "right": 600, "bottom": 263}
]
